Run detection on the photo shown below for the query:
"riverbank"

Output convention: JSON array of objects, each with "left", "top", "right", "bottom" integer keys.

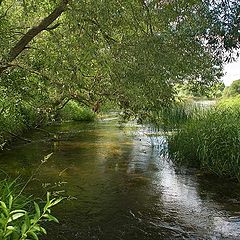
[
  {"left": 0, "top": 100, "right": 95, "bottom": 150},
  {"left": 166, "top": 96, "right": 240, "bottom": 181}
]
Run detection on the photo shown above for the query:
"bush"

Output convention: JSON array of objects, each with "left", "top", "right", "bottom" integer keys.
[
  {"left": 167, "top": 102, "right": 240, "bottom": 180},
  {"left": 59, "top": 100, "right": 95, "bottom": 122}
]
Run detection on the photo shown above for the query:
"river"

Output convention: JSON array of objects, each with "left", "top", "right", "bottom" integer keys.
[{"left": 0, "top": 118, "right": 240, "bottom": 239}]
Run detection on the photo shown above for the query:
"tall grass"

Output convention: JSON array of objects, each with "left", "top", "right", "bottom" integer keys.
[
  {"left": 167, "top": 98, "right": 240, "bottom": 180},
  {"left": 151, "top": 101, "right": 205, "bottom": 130}
]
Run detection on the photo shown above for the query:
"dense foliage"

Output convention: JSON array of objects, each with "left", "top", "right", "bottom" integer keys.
[
  {"left": 0, "top": 0, "right": 239, "bottom": 142},
  {"left": 223, "top": 79, "right": 240, "bottom": 97}
]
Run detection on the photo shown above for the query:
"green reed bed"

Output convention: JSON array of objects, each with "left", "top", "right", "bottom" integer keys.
[{"left": 167, "top": 98, "right": 240, "bottom": 180}]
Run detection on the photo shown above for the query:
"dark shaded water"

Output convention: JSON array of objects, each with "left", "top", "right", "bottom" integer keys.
[{"left": 1, "top": 119, "right": 240, "bottom": 239}]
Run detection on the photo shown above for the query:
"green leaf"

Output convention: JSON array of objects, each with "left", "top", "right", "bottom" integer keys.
[
  {"left": 8, "top": 212, "right": 25, "bottom": 223},
  {"left": 0, "top": 201, "right": 8, "bottom": 216},
  {"left": 6, "top": 226, "right": 15, "bottom": 231},
  {"left": 10, "top": 210, "right": 26, "bottom": 215},
  {"left": 47, "top": 192, "right": 50, "bottom": 203},
  {"left": 34, "top": 202, "right": 41, "bottom": 218},
  {"left": 28, "top": 231, "right": 39, "bottom": 240},
  {"left": 40, "top": 227, "right": 47, "bottom": 235},
  {"left": 24, "top": 213, "right": 30, "bottom": 226},
  {"left": 21, "top": 222, "right": 28, "bottom": 235},
  {"left": 4, "top": 229, "right": 14, "bottom": 237},
  {"left": 43, "top": 214, "right": 59, "bottom": 223},
  {"left": 8, "top": 195, "right": 13, "bottom": 209},
  {"left": 43, "top": 153, "right": 53, "bottom": 162},
  {"left": 50, "top": 197, "right": 63, "bottom": 207}
]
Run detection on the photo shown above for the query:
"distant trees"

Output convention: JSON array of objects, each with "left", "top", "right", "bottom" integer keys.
[{"left": 224, "top": 80, "right": 240, "bottom": 97}]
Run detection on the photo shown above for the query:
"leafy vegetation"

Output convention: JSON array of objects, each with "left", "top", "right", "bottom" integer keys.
[
  {"left": 0, "top": 187, "right": 62, "bottom": 240},
  {"left": 58, "top": 100, "right": 95, "bottom": 122},
  {"left": 167, "top": 97, "right": 240, "bottom": 180},
  {"left": 0, "top": 0, "right": 239, "bottom": 141},
  {"left": 0, "top": 154, "right": 64, "bottom": 239},
  {"left": 223, "top": 79, "right": 240, "bottom": 97}
]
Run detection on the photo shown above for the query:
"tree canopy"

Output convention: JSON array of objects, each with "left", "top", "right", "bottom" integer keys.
[{"left": 0, "top": 0, "right": 239, "bottom": 120}]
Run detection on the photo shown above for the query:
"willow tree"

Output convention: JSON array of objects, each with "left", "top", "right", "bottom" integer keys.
[{"left": 0, "top": 0, "right": 239, "bottom": 121}]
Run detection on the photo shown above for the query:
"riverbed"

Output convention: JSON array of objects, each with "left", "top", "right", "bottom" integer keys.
[{"left": 0, "top": 119, "right": 240, "bottom": 239}]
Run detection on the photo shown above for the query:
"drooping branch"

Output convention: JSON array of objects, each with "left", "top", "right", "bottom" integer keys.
[{"left": 0, "top": 0, "right": 69, "bottom": 74}]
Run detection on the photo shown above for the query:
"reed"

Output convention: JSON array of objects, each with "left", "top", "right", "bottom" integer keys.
[{"left": 167, "top": 98, "right": 240, "bottom": 180}]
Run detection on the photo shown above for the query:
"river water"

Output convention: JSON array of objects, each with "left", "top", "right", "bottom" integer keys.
[{"left": 0, "top": 119, "right": 240, "bottom": 239}]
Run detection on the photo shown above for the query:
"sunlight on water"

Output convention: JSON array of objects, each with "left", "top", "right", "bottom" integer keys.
[{"left": 0, "top": 120, "right": 240, "bottom": 239}]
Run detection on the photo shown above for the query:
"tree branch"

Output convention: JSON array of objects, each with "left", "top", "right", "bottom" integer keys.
[{"left": 0, "top": 0, "right": 69, "bottom": 74}]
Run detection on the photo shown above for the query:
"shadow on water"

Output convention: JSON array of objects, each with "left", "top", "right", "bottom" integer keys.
[{"left": 0, "top": 119, "right": 240, "bottom": 239}]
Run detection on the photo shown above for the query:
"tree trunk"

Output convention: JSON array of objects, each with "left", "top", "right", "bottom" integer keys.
[{"left": 0, "top": 0, "right": 69, "bottom": 74}]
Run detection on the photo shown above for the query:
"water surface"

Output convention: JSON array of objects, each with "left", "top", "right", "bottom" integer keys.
[{"left": 0, "top": 119, "right": 240, "bottom": 239}]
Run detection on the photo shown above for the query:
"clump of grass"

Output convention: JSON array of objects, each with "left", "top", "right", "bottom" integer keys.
[
  {"left": 151, "top": 101, "right": 205, "bottom": 130},
  {"left": 59, "top": 100, "right": 95, "bottom": 122},
  {"left": 167, "top": 99, "right": 240, "bottom": 180}
]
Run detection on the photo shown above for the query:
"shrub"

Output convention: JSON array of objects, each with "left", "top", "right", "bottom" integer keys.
[{"left": 59, "top": 100, "right": 95, "bottom": 122}]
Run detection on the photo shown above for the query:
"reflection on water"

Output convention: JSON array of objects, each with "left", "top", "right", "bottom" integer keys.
[{"left": 0, "top": 119, "right": 240, "bottom": 239}]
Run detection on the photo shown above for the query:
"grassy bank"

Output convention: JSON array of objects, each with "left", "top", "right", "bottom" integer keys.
[
  {"left": 0, "top": 99, "right": 95, "bottom": 148},
  {"left": 166, "top": 97, "right": 240, "bottom": 180}
]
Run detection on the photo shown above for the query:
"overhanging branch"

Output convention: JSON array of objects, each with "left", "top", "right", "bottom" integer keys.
[{"left": 0, "top": 0, "right": 69, "bottom": 74}]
